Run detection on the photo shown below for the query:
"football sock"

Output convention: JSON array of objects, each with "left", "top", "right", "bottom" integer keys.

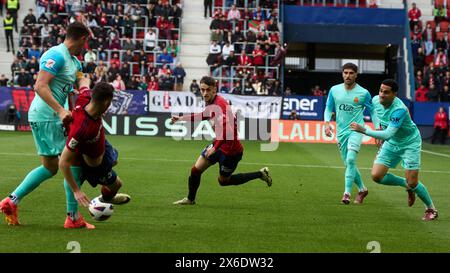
[
  {"left": 101, "top": 185, "right": 117, "bottom": 202},
  {"left": 64, "top": 166, "right": 82, "bottom": 221},
  {"left": 378, "top": 173, "right": 407, "bottom": 188},
  {"left": 225, "top": 172, "right": 262, "bottom": 186},
  {"left": 187, "top": 166, "right": 202, "bottom": 201},
  {"left": 411, "top": 182, "right": 435, "bottom": 209},
  {"left": 344, "top": 150, "right": 358, "bottom": 194},
  {"left": 11, "top": 165, "right": 54, "bottom": 203},
  {"left": 353, "top": 168, "right": 366, "bottom": 192}
]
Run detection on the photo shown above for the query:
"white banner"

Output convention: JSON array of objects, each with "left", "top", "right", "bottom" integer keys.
[
  {"left": 148, "top": 91, "right": 204, "bottom": 113},
  {"left": 220, "top": 93, "right": 282, "bottom": 119},
  {"left": 148, "top": 91, "right": 282, "bottom": 119}
]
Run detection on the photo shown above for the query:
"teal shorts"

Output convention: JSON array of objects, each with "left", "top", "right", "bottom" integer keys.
[
  {"left": 30, "top": 121, "right": 66, "bottom": 156},
  {"left": 337, "top": 131, "right": 362, "bottom": 161},
  {"left": 374, "top": 141, "right": 421, "bottom": 170}
]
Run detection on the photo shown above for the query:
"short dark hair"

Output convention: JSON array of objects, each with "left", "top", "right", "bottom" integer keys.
[
  {"left": 382, "top": 79, "right": 399, "bottom": 92},
  {"left": 200, "top": 76, "right": 217, "bottom": 88},
  {"left": 342, "top": 62, "right": 358, "bottom": 73},
  {"left": 92, "top": 82, "right": 114, "bottom": 102},
  {"left": 66, "top": 22, "right": 90, "bottom": 40}
]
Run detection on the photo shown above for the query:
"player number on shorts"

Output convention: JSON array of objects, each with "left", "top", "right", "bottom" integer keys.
[{"left": 66, "top": 241, "right": 81, "bottom": 253}]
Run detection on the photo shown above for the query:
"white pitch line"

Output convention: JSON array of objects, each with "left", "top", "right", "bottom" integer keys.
[
  {"left": 421, "top": 149, "right": 450, "bottom": 158},
  {"left": 1, "top": 152, "right": 449, "bottom": 174}
]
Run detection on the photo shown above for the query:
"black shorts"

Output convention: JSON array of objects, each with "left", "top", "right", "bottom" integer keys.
[
  {"left": 81, "top": 140, "right": 118, "bottom": 187},
  {"left": 201, "top": 143, "right": 243, "bottom": 177}
]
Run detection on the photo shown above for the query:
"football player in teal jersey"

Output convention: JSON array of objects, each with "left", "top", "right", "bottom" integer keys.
[
  {"left": 350, "top": 79, "right": 438, "bottom": 221},
  {"left": 324, "top": 63, "right": 379, "bottom": 204},
  {"left": 0, "top": 22, "right": 91, "bottom": 226}
]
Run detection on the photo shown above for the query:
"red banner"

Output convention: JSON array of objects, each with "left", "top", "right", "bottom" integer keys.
[{"left": 271, "top": 120, "right": 375, "bottom": 144}]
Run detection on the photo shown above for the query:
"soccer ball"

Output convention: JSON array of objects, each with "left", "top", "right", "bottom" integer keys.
[{"left": 88, "top": 197, "right": 114, "bottom": 221}]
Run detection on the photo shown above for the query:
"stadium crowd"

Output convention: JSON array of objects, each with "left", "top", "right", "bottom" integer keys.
[
  {"left": 410, "top": 1, "right": 450, "bottom": 102},
  {"left": 8, "top": 0, "right": 186, "bottom": 92}
]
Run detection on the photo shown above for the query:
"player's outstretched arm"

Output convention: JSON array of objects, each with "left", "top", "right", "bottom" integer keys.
[
  {"left": 59, "top": 147, "right": 90, "bottom": 207},
  {"left": 350, "top": 122, "right": 398, "bottom": 141},
  {"left": 34, "top": 70, "right": 72, "bottom": 125}
]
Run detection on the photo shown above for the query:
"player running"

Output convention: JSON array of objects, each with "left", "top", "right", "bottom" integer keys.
[
  {"left": 60, "top": 79, "right": 131, "bottom": 229},
  {"left": 0, "top": 22, "right": 90, "bottom": 225},
  {"left": 324, "top": 63, "right": 379, "bottom": 204},
  {"left": 171, "top": 76, "right": 272, "bottom": 205},
  {"left": 350, "top": 79, "right": 438, "bottom": 221}
]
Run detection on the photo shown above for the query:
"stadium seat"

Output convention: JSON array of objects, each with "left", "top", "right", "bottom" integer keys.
[{"left": 439, "top": 21, "right": 449, "bottom": 32}]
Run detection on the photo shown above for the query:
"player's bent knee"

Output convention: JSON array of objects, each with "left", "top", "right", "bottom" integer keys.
[{"left": 371, "top": 172, "right": 383, "bottom": 183}]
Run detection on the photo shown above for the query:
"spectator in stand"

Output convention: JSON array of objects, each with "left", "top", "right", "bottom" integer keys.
[
  {"left": 433, "top": 4, "right": 446, "bottom": 24},
  {"left": 119, "top": 62, "right": 131, "bottom": 84},
  {"left": 434, "top": 49, "right": 447, "bottom": 71},
  {"left": 190, "top": 79, "right": 200, "bottom": 96},
  {"left": 415, "top": 70, "right": 424, "bottom": 90},
  {"left": 312, "top": 85, "right": 324, "bottom": 96},
  {"left": 122, "top": 37, "right": 136, "bottom": 51},
  {"left": 222, "top": 41, "right": 234, "bottom": 60},
  {"left": 0, "top": 74, "right": 9, "bottom": 86},
  {"left": 227, "top": 4, "right": 241, "bottom": 23},
  {"left": 285, "top": 86, "right": 292, "bottom": 96},
  {"left": 144, "top": 28, "right": 157, "bottom": 51},
  {"left": 271, "top": 79, "right": 282, "bottom": 96},
  {"left": 147, "top": 62, "right": 158, "bottom": 77},
  {"left": 288, "top": 110, "right": 300, "bottom": 120},
  {"left": 224, "top": 50, "right": 239, "bottom": 78},
  {"left": 94, "top": 60, "right": 107, "bottom": 81},
  {"left": 147, "top": 75, "right": 159, "bottom": 91},
  {"left": 84, "top": 48, "right": 96, "bottom": 63},
  {"left": 427, "top": 83, "right": 440, "bottom": 102},
  {"left": 441, "top": 85, "right": 450, "bottom": 101},
  {"left": 27, "top": 44, "right": 40, "bottom": 60},
  {"left": 110, "top": 52, "right": 121, "bottom": 68},
  {"left": 136, "top": 76, "right": 147, "bottom": 91},
  {"left": 156, "top": 16, "right": 172, "bottom": 40},
  {"left": 408, "top": 3, "right": 421, "bottom": 30},
  {"left": 252, "top": 44, "right": 267, "bottom": 67},
  {"left": 157, "top": 48, "right": 174, "bottom": 67},
  {"left": 431, "top": 107, "right": 448, "bottom": 144},
  {"left": 243, "top": 80, "right": 256, "bottom": 95},
  {"left": 204, "top": 0, "right": 212, "bottom": 18},
  {"left": 414, "top": 47, "right": 425, "bottom": 72},
  {"left": 23, "top": 8, "right": 36, "bottom": 26},
  {"left": 107, "top": 62, "right": 120, "bottom": 82},
  {"left": 16, "top": 68, "right": 31, "bottom": 87},
  {"left": 122, "top": 49, "right": 134, "bottom": 63},
  {"left": 109, "top": 37, "right": 122, "bottom": 50},
  {"left": 173, "top": 63, "right": 186, "bottom": 91},
  {"left": 231, "top": 81, "right": 242, "bottom": 94},
  {"left": 112, "top": 74, "right": 126, "bottom": 91},
  {"left": 435, "top": 35, "right": 448, "bottom": 52},
  {"left": 422, "top": 23, "right": 435, "bottom": 56}
]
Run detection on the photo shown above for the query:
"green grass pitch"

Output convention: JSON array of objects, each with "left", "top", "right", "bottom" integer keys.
[{"left": 0, "top": 131, "right": 449, "bottom": 253}]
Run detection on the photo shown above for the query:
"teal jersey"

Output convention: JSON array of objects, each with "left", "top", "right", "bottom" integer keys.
[
  {"left": 28, "top": 43, "right": 82, "bottom": 122},
  {"left": 372, "top": 96, "right": 421, "bottom": 147},
  {"left": 324, "top": 83, "right": 373, "bottom": 139}
]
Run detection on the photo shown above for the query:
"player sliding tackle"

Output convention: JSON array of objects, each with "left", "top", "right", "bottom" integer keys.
[
  {"left": 171, "top": 76, "right": 272, "bottom": 205},
  {"left": 59, "top": 78, "right": 130, "bottom": 229},
  {"left": 350, "top": 79, "right": 438, "bottom": 221}
]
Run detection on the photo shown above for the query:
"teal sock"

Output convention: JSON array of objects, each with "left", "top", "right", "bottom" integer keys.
[
  {"left": 411, "top": 182, "right": 435, "bottom": 209},
  {"left": 11, "top": 165, "right": 54, "bottom": 204},
  {"left": 64, "top": 166, "right": 83, "bottom": 220},
  {"left": 344, "top": 150, "right": 358, "bottom": 194},
  {"left": 354, "top": 168, "right": 366, "bottom": 192},
  {"left": 378, "top": 173, "right": 407, "bottom": 188}
]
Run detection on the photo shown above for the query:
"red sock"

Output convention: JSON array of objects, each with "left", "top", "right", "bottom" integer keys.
[{"left": 101, "top": 186, "right": 117, "bottom": 202}]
